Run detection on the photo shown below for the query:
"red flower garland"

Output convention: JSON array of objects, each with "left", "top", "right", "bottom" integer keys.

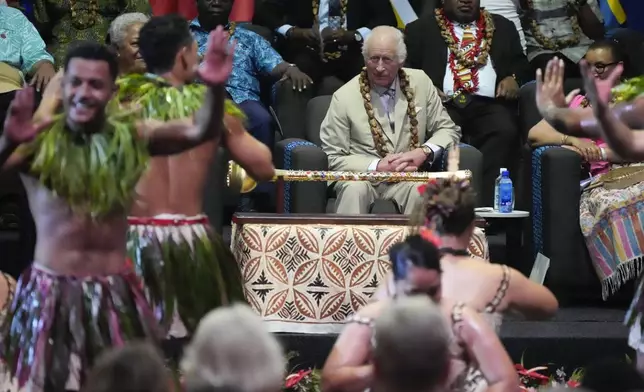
[{"left": 444, "top": 11, "right": 487, "bottom": 95}]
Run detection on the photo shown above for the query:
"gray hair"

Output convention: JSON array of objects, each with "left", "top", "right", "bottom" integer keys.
[
  {"left": 108, "top": 12, "right": 149, "bottom": 47},
  {"left": 362, "top": 26, "right": 407, "bottom": 64},
  {"left": 373, "top": 297, "right": 451, "bottom": 392},
  {"left": 181, "top": 304, "right": 285, "bottom": 392}
]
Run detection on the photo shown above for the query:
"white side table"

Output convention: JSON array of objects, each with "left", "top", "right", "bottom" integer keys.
[{"left": 475, "top": 208, "right": 530, "bottom": 265}]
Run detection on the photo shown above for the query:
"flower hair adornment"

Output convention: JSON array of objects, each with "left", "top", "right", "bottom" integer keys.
[{"left": 419, "top": 227, "right": 442, "bottom": 247}]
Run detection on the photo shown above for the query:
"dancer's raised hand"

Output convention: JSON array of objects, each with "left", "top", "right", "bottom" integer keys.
[
  {"left": 580, "top": 59, "right": 623, "bottom": 115},
  {"left": 3, "top": 87, "right": 51, "bottom": 144},
  {"left": 198, "top": 25, "right": 235, "bottom": 87},
  {"left": 535, "top": 58, "right": 573, "bottom": 116}
]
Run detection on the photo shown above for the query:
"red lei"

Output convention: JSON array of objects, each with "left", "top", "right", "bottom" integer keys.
[{"left": 443, "top": 10, "right": 487, "bottom": 95}]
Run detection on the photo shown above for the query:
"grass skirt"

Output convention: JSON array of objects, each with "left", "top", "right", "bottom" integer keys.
[
  {"left": 127, "top": 214, "right": 245, "bottom": 338},
  {"left": 0, "top": 264, "right": 159, "bottom": 392}
]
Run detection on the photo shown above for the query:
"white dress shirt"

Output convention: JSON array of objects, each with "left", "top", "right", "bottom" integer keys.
[
  {"left": 276, "top": 0, "right": 371, "bottom": 40},
  {"left": 442, "top": 23, "right": 497, "bottom": 99},
  {"left": 366, "top": 78, "right": 442, "bottom": 171},
  {"left": 481, "top": 0, "right": 525, "bottom": 52}
]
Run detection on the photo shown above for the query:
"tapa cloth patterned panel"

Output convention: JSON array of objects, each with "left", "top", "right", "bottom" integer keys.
[{"left": 231, "top": 223, "right": 489, "bottom": 334}]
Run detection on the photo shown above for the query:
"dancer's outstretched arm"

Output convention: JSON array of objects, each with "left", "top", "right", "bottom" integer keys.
[
  {"left": 535, "top": 57, "right": 644, "bottom": 137},
  {"left": 224, "top": 114, "right": 275, "bottom": 182},
  {"left": 577, "top": 60, "right": 644, "bottom": 160}
]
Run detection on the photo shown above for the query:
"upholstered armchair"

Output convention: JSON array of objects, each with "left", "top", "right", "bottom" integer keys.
[{"left": 273, "top": 95, "right": 485, "bottom": 213}]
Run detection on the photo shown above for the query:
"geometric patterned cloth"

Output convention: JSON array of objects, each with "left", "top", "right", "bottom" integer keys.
[{"left": 231, "top": 221, "right": 489, "bottom": 334}]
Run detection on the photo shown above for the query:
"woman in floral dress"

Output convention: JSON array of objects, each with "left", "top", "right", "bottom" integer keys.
[{"left": 33, "top": 0, "right": 150, "bottom": 67}]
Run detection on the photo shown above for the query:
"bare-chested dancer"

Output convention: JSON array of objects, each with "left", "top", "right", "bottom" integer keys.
[
  {"left": 120, "top": 15, "right": 275, "bottom": 338},
  {"left": 0, "top": 31, "right": 234, "bottom": 391}
]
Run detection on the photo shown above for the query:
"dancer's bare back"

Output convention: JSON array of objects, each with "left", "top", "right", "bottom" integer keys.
[
  {"left": 132, "top": 140, "right": 215, "bottom": 217},
  {"left": 131, "top": 113, "right": 275, "bottom": 217}
]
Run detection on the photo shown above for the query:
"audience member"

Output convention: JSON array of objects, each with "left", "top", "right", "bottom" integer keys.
[
  {"left": 371, "top": 296, "right": 452, "bottom": 392},
  {"left": 405, "top": 0, "right": 530, "bottom": 205},
  {"left": 320, "top": 26, "right": 461, "bottom": 215},
  {"left": 374, "top": 178, "right": 558, "bottom": 330},
  {"left": 107, "top": 12, "right": 149, "bottom": 75},
  {"left": 256, "top": 0, "right": 397, "bottom": 138},
  {"left": 32, "top": 0, "right": 150, "bottom": 67},
  {"left": 0, "top": 4, "right": 55, "bottom": 123},
  {"left": 181, "top": 304, "right": 285, "bottom": 392},
  {"left": 322, "top": 234, "right": 518, "bottom": 392},
  {"left": 482, "top": 0, "right": 525, "bottom": 51},
  {"left": 521, "top": 0, "right": 604, "bottom": 77},
  {"left": 257, "top": 0, "right": 395, "bottom": 85},
  {"left": 190, "top": 0, "right": 311, "bottom": 211},
  {"left": 81, "top": 342, "right": 171, "bottom": 392},
  {"left": 528, "top": 40, "right": 644, "bottom": 299}
]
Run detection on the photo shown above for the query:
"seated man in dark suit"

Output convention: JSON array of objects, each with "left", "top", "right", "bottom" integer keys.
[
  {"left": 405, "top": 0, "right": 531, "bottom": 204},
  {"left": 255, "top": 0, "right": 397, "bottom": 138}
]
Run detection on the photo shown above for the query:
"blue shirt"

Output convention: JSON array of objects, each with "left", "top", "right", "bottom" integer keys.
[
  {"left": 190, "top": 19, "right": 283, "bottom": 104},
  {"left": 0, "top": 6, "right": 54, "bottom": 74}
]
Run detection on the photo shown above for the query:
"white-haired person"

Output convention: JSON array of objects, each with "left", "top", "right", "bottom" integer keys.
[
  {"left": 181, "top": 304, "right": 285, "bottom": 392},
  {"left": 319, "top": 25, "right": 461, "bottom": 215},
  {"left": 322, "top": 235, "right": 520, "bottom": 392},
  {"left": 107, "top": 12, "right": 150, "bottom": 75},
  {"left": 371, "top": 296, "right": 452, "bottom": 392},
  {"left": 32, "top": 12, "right": 150, "bottom": 120}
]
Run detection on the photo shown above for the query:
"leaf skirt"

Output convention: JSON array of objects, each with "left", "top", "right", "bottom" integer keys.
[
  {"left": 0, "top": 264, "right": 159, "bottom": 392},
  {"left": 127, "top": 214, "right": 245, "bottom": 337}
]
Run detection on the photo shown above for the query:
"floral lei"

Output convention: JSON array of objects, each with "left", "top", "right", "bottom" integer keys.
[
  {"left": 312, "top": 0, "right": 348, "bottom": 60},
  {"left": 435, "top": 8, "right": 494, "bottom": 94},
  {"left": 358, "top": 68, "right": 419, "bottom": 157},
  {"left": 524, "top": 0, "right": 582, "bottom": 51}
]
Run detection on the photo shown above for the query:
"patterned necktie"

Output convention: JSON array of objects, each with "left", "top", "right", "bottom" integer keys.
[
  {"left": 455, "top": 25, "right": 476, "bottom": 91},
  {"left": 382, "top": 88, "right": 396, "bottom": 132}
]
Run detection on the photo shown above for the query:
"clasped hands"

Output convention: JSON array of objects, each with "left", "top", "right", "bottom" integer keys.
[
  {"left": 289, "top": 24, "right": 356, "bottom": 50},
  {"left": 376, "top": 148, "right": 428, "bottom": 172}
]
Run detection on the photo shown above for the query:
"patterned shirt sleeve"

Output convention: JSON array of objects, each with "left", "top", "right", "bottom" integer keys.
[
  {"left": 250, "top": 33, "right": 283, "bottom": 75},
  {"left": 17, "top": 11, "right": 53, "bottom": 73}
]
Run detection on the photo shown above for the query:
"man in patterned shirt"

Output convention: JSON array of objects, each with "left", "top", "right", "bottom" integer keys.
[
  {"left": 190, "top": 0, "right": 312, "bottom": 211},
  {"left": 0, "top": 6, "right": 55, "bottom": 114},
  {"left": 521, "top": 0, "right": 604, "bottom": 77}
]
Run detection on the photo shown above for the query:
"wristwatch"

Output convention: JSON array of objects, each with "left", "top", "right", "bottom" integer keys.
[
  {"left": 354, "top": 32, "right": 363, "bottom": 42},
  {"left": 421, "top": 145, "right": 433, "bottom": 160}
]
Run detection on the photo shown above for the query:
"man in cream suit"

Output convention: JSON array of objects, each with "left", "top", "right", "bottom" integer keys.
[{"left": 320, "top": 25, "right": 461, "bottom": 214}]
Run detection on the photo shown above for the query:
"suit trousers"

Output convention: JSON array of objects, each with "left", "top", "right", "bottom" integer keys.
[
  {"left": 333, "top": 181, "right": 423, "bottom": 215},
  {"left": 445, "top": 95, "right": 519, "bottom": 206},
  {"left": 238, "top": 99, "right": 274, "bottom": 195}
]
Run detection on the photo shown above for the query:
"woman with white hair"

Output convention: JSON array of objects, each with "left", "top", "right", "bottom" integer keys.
[
  {"left": 181, "top": 304, "right": 285, "bottom": 392},
  {"left": 107, "top": 13, "right": 150, "bottom": 75}
]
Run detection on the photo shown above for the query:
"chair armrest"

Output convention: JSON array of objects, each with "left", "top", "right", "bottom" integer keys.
[
  {"left": 532, "top": 146, "right": 596, "bottom": 292},
  {"left": 436, "top": 143, "right": 484, "bottom": 207},
  {"left": 275, "top": 138, "right": 329, "bottom": 213}
]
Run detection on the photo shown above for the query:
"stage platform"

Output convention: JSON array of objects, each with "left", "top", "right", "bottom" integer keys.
[{"left": 278, "top": 307, "right": 634, "bottom": 370}]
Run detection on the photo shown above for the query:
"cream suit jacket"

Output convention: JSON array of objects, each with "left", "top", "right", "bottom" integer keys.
[{"left": 320, "top": 67, "right": 462, "bottom": 172}]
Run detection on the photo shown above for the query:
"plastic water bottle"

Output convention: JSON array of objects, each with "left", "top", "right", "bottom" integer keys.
[
  {"left": 499, "top": 170, "right": 514, "bottom": 213},
  {"left": 493, "top": 167, "right": 507, "bottom": 211}
]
